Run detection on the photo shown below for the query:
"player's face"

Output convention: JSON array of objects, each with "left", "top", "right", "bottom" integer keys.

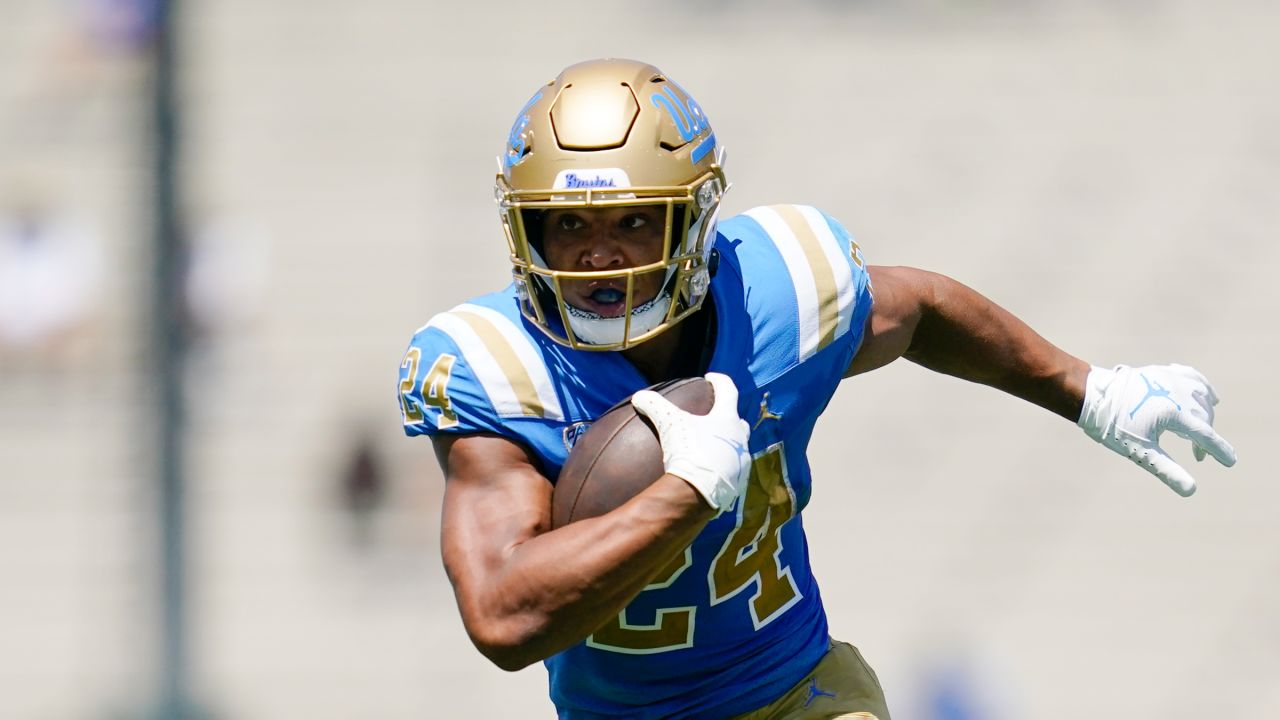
[{"left": 541, "top": 206, "right": 668, "bottom": 318}]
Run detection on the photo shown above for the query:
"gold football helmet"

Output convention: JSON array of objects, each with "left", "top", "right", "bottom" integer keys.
[{"left": 496, "top": 58, "right": 728, "bottom": 351}]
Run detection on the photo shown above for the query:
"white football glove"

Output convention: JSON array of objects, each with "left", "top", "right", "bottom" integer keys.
[
  {"left": 1078, "top": 363, "right": 1237, "bottom": 496},
  {"left": 631, "top": 372, "right": 752, "bottom": 512}
]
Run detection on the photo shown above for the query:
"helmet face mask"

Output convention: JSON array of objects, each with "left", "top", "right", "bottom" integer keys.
[{"left": 495, "top": 58, "right": 728, "bottom": 351}]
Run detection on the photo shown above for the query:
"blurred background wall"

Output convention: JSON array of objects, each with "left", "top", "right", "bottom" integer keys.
[{"left": 1, "top": 0, "right": 1276, "bottom": 718}]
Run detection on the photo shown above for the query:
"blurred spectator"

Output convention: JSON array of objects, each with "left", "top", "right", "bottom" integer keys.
[
  {"left": 3, "top": 0, "right": 154, "bottom": 150},
  {"left": 338, "top": 431, "right": 389, "bottom": 551},
  {"left": 924, "top": 662, "right": 988, "bottom": 720},
  {"left": 77, "top": 0, "right": 162, "bottom": 51},
  {"left": 911, "top": 650, "right": 1010, "bottom": 720},
  {"left": 0, "top": 193, "right": 103, "bottom": 367},
  {"left": 184, "top": 214, "right": 273, "bottom": 340}
]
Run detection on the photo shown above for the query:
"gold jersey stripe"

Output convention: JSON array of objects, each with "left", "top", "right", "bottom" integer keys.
[
  {"left": 452, "top": 309, "right": 548, "bottom": 418},
  {"left": 770, "top": 204, "right": 841, "bottom": 352}
]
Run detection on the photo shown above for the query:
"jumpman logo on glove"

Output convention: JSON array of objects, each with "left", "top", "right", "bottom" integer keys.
[{"left": 1129, "top": 373, "right": 1182, "bottom": 419}]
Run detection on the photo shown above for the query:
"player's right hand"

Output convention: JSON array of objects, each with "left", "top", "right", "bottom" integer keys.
[{"left": 632, "top": 373, "right": 752, "bottom": 512}]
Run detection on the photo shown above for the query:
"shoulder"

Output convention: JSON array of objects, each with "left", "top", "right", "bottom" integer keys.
[
  {"left": 397, "top": 288, "right": 567, "bottom": 437},
  {"left": 718, "top": 204, "right": 866, "bottom": 286},
  {"left": 714, "top": 205, "right": 874, "bottom": 377}
]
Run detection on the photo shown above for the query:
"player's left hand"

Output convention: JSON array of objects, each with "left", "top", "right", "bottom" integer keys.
[{"left": 1077, "top": 363, "right": 1236, "bottom": 496}]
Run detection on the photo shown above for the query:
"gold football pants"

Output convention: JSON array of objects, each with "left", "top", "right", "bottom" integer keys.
[{"left": 728, "top": 639, "right": 890, "bottom": 720}]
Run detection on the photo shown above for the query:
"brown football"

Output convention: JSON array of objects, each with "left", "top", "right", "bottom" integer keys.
[{"left": 551, "top": 378, "right": 714, "bottom": 529}]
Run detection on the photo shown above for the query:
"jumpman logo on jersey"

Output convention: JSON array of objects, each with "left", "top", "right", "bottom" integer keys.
[
  {"left": 803, "top": 677, "right": 837, "bottom": 707},
  {"left": 1129, "top": 373, "right": 1182, "bottom": 419},
  {"left": 754, "top": 391, "right": 783, "bottom": 430}
]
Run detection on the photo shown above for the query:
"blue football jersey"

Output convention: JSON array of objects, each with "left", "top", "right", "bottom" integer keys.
[{"left": 399, "top": 204, "right": 873, "bottom": 719}]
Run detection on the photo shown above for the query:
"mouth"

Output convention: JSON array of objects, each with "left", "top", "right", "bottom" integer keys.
[{"left": 581, "top": 285, "right": 627, "bottom": 317}]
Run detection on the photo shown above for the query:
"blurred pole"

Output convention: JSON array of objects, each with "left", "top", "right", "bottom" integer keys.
[{"left": 149, "top": 0, "right": 200, "bottom": 717}]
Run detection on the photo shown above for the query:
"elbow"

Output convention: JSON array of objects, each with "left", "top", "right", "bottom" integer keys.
[
  {"left": 449, "top": 567, "right": 572, "bottom": 671},
  {"left": 474, "top": 638, "right": 538, "bottom": 673},
  {"left": 463, "top": 615, "right": 547, "bottom": 672}
]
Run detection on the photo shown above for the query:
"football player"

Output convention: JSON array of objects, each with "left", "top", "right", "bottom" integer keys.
[{"left": 398, "top": 59, "right": 1235, "bottom": 719}]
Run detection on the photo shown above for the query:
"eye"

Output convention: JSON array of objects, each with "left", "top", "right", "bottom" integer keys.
[
  {"left": 555, "top": 214, "right": 586, "bottom": 231},
  {"left": 620, "top": 213, "right": 651, "bottom": 230}
]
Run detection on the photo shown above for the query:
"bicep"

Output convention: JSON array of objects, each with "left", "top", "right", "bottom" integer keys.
[
  {"left": 844, "top": 265, "right": 934, "bottom": 377},
  {"left": 434, "top": 433, "right": 552, "bottom": 592}
]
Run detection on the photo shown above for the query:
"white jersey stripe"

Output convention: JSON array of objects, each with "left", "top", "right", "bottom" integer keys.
[
  {"left": 772, "top": 204, "right": 840, "bottom": 351},
  {"left": 454, "top": 304, "right": 565, "bottom": 421},
  {"left": 426, "top": 313, "right": 526, "bottom": 417},
  {"left": 744, "top": 206, "right": 822, "bottom": 360},
  {"left": 426, "top": 306, "right": 564, "bottom": 421},
  {"left": 795, "top": 205, "right": 856, "bottom": 342}
]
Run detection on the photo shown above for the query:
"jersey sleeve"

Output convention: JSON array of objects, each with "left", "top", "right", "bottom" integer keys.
[
  {"left": 733, "top": 204, "right": 874, "bottom": 378},
  {"left": 816, "top": 208, "right": 874, "bottom": 359},
  {"left": 396, "top": 303, "right": 568, "bottom": 439},
  {"left": 397, "top": 324, "right": 503, "bottom": 437}
]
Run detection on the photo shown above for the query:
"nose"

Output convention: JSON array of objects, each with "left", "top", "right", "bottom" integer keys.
[{"left": 578, "top": 233, "right": 625, "bottom": 270}]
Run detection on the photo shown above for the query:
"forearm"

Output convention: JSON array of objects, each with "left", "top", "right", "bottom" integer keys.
[
  {"left": 904, "top": 272, "right": 1090, "bottom": 421},
  {"left": 445, "top": 473, "right": 713, "bottom": 669}
]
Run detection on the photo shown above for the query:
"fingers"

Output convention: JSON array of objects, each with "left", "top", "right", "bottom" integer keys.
[
  {"left": 1139, "top": 446, "right": 1198, "bottom": 497},
  {"left": 634, "top": 374, "right": 745, "bottom": 433},
  {"left": 1170, "top": 364, "right": 1220, "bottom": 406},
  {"left": 1172, "top": 366, "right": 1224, "bottom": 464},
  {"left": 1187, "top": 390, "right": 1214, "bottom": 423},
  {"left": 1168, "top": 413, "right": 1238, "bottom": 468},
  {"left": 631, "top": 390, "right": 677, "bottom": 429},
  {"left": 1160, "top": 363, "right": 1230, "bottom": 467},
  {"left": 704, "top": 372, "right": 741, "bottom": 418}
]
